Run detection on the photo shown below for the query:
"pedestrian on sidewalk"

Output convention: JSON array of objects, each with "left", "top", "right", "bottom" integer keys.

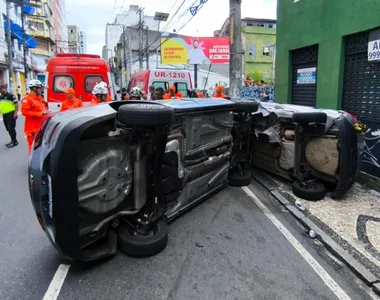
[
  {"left": 17, "top": 85, "right": 21, "bottom": 102},
  {"left": 21, "top": 79, "right": 49, "bottom": 152},
  {"left": 0, "top": 84, "right": 19, "bottom": 148}
]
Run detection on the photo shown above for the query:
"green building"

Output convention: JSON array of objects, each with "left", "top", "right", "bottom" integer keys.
[
  {"left": 216, "top": 18, "right": 276, "bottom": 82},
  {"left": 275, "top": 0, "right": 380, "bottom": 180}
]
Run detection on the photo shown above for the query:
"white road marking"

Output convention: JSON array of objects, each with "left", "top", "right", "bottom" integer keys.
[
  {"left": 42, "top": 264, "right": 71, "bottom": 300},
  {"left": 241, "top": 186, "right": 352, "bottom": 300}
]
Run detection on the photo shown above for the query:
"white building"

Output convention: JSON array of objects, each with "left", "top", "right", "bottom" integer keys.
[
  {"left": 0, "top": 2, "right": 35, "bottom": 94},
  {"left": 67, "top": 25, "right": 84, "bottom": 53},
  {"left": 105, "top": 5, "right": 160, "bottom": 61}
]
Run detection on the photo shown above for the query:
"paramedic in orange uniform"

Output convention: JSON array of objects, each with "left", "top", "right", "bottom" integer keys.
[
  {"left": 21, "top": 79, "right": 49, "bottom": 152},
  {"left": 91, "top": 82, "right": 111, "bottom": 105},
  {"left": 163, "top": 86, "right": 182, "bottom": 99},
  {"left": 212, "top": 85, "right": 227, "bottom": 98},
  {"left": 60, "top": 88, "right": 82, "bottom": 111}
]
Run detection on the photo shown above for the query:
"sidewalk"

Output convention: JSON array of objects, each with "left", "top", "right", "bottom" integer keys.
[{"left": 252, "top": 169, "right": 380, "bottom": 296}]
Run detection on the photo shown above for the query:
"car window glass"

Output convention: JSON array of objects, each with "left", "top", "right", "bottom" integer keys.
[
  {"left": 53, "top": 75, "right": 74, "bottom": 93},
  {"left": 153, "top": 81, "right": 168, "bottom": 91},
  {"left": 177, "top": 82, "right": 188, "bottom": 97},
  {"left": 85, "top": 75, "right": 104, "bottom": 92}
]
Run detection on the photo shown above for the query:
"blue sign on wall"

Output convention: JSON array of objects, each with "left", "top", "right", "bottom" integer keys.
[{"left": 296, "top": 67, "right": 317, "bottom": 84}]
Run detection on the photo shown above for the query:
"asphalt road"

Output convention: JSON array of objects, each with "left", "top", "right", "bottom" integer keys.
[{"left": 0, "top": 116, "right": 375, "bottom": 300}]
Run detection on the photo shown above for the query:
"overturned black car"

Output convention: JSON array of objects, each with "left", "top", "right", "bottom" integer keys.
[{"left": 28, "top": 99, "right": 361, "bottom": 262}]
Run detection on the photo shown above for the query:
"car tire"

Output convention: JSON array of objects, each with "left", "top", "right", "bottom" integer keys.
[
  {"left": 117, "top": 219, "right": 169, "bottom": 258},
  {"left": 292, "top": 112, "right": 327, "bottom": 125},
  {"left": 234, "top": 100, "right": 259, "bottom": 113},
  {"left": 292, "top": 180, "right": 326, "bottom": 201},
  {"left": 229, "top": 172, "right": 251, "bottom": 187},
  {"left": 118, "top": 102, "right": 174, "bottom": 127}
]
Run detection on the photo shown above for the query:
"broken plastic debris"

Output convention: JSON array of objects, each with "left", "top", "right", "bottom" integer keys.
[
  {"left": 295, "top": 200, "right": 307, "bottom": 211},
  {"left": 309, "top": 230, "right": 317, "bottom": 239}
]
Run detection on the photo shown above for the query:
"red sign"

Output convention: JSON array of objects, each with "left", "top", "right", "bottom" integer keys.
[{"left": 160, "top": 37, "right": 230, "bottom": 65}]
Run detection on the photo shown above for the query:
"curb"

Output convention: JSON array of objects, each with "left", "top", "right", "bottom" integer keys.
[{"left": 252, "top": 170, "right": 380, "bottom": 296}]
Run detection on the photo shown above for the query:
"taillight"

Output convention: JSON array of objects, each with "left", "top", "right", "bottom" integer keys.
[{"left": 33, "top": 115, "right": 53, "bottom": 150}]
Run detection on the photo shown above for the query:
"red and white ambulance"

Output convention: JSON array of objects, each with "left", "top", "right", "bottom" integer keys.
[
  {"left": 44, "top": 53, "right": 114, "bottom": 111},
  {"left": 128, "top": 69, "right": 193, "bottom": 97}
]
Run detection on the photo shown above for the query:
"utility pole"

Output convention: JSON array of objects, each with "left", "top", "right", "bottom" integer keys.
[
  {"left": 136, "top": 7, "right": 144, "bottom": 70},
  {"left": 6, "top": 0, "right": 14, "bottom": 93},
  {"left": 229, "top": 0, "right": 242, "bottom": 97},
  {"left": 122, "top": 26, "right": 128, "bottom": 87},
  {"left": 21, "top": 10, "right": 28, "bottom": 85},
  {"left": 145, "top": 26, "right": 149, "bottom": 69}
]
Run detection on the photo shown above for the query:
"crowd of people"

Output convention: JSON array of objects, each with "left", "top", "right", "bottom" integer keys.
[
  {"left": 0, "top": 80, "right": 230, "bottom": 153},
  {"left": 119, "top": 84, "right": 228, "bottom": 101}
]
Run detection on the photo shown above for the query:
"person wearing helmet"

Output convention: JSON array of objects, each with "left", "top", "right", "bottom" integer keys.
[
  {"left": 212, "top": 85, "right": 227, "bottom": 98},
  {"left": 91, "top": 81, "right": 111, "bottom": 105},
  {"left": 21, "top": 79, "right": 49, "bottom": 152},
  {"left": 129, "top": 86, "right": 143, "bottom": 100},
  {"left": 60, "top": 88, "right": 83, "bottom": 112}
]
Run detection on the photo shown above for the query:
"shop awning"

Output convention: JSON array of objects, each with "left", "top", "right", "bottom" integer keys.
[
  {"left": 25, "top": 34, "right": 38, "bottom": 48},
  {"left": 3, "top": 20, "right": 38, "bottom": 49}
]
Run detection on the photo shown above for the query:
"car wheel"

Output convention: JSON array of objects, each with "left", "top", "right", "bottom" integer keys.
[
  {"left": 234, "top": 100, "right": 259, "bottom": 113},
  {"left": 118, "top": 102, "right": 174, "bottom": 127},
  {"left": 292, "top": 180, "right": 326, "bottom": 201},
  {"left": 229, "top": 172, "right": 251, "bottom": 187},
  {"left": 292, "top": 112, "right": 327, "bottom": 125},
  {"left": 117, "top": 219, "right": 169, "bottom": 257}
]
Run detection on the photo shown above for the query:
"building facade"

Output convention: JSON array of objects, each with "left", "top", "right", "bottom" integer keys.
[
  {"left": 275, "top": 0, "right": 380, "bottom": 179},
  {"left": 217, "top": 18, "right": 276, "bottom": 82},
  {"left": 0, "top": 2, "right": 37, "bottom": 94},
  {"left": 53, "top": 0, "right": 67, "bottom": 53},
  {"left": 67, "top": 25, "right": 82, "bottom": 53},
  {"left": 27, "top": 0, "right": 56, "bottom": 77}
]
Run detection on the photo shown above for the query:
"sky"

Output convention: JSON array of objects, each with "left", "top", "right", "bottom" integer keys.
[{"left": 65, "top": 0, "right": 277, "bottom": 55}]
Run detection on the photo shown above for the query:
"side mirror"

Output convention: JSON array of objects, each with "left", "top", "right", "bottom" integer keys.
[{"left": 117, "top": 90, "right": 120, "bottom": 93}]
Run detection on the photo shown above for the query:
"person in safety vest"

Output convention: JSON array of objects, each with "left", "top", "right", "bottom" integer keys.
[
  {"left": 163, "top": 85, "right": 182, "bottom": 99},
  {"left": 129, "top": 87, "right": 143, "bottom": 100},
  {"left": 21, "top": 79, "right": 49, "bottom": 152},
  {"left": 212, "top": 85, "right": 227, "bottom": 98},
  {"left": 0, "top": 84, "right": 19, "bottom": 148},
  {"left": 91, "top": 82, "right": 111, "bottom": 105},
  {"left": 60, "top": 88, "right": 82, "bottom": 112}
]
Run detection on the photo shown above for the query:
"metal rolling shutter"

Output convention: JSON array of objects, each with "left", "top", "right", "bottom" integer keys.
[{"left": 291, "top": 45, "right": 319, "bottom": 107}]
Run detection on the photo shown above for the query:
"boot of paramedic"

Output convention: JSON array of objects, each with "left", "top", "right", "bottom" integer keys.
[
  {"left": 91, "top": 82, "right": 110, "bottom": 105},
  {"left": 60, "top": 88, "right": 82, "bottom": 111},
  {"left": 21, "top": 79, "right": 49, "bottom": 152},
  {"left": 212, "top": 85, "right": 227, "bottom": 98}
]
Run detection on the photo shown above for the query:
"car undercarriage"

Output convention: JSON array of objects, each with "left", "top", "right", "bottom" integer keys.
[{"left": 28, "top": 99, "right": 361, "bottom": 262}]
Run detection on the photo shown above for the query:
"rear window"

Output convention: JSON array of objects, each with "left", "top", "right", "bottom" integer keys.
[
  {"left": 152, "top": 81, "right": 168, "bottom": 91},
  {"left": 53, "top": 75, "right": 74, "bottom": 93},
  {"left": 85, "top": 75, "right": 104, "bottom": 92},
  {"left": 176, "top": 82, "right": 188, "bottom": 97}
]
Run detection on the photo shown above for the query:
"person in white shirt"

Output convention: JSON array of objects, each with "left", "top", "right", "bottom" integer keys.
[{"left": 187, "top": 39, "right": 208, "bottom": 65}]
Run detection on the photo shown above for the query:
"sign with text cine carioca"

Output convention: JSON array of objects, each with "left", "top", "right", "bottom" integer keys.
[
  {"left": 160, "top": 37, "right": 230, "bottom": 65},
  {"left": 368, "top": 39, "right": 380, "bottom": 61},
  {"left": 296, "top": 67, "right": 317, "bottom": 84}
]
